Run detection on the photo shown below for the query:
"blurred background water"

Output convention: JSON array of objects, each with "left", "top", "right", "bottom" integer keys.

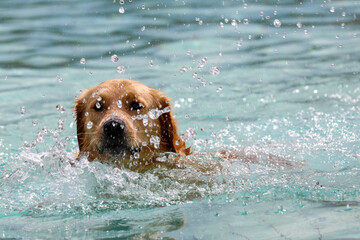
[{"left": 0, "top": 0, "right": 360, "bottom": 239}]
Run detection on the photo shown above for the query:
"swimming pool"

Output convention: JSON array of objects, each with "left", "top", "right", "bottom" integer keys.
[{"left": 0, "top": 0, "right": 360, "bottom": 238}]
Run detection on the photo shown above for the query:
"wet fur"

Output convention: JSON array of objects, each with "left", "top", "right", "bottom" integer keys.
[{"left": 75, "top": 79, "right": 190, "bottom": 172}]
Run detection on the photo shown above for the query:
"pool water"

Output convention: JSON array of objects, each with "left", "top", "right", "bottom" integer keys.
[{"left": 1, "top": 0, "right": 360, "bottom": 238}]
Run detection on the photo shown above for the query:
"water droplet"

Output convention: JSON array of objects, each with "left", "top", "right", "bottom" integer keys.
[
  {"left": 220, "top": 22, "right": 224, "bottom": 28},
  {"left": 175, "top": 140, "right": 179, "bottom": 146},
  {"left": 141, "top": 26, "right": 146, "bottom": 31},
  {"left": 85, "top": 112, "right": 89, "bottom": 117},
  {"left": 231, "top": 19, "right": 238, "bottom": 27},
  {"left": 199, "top": 20, "right": 203, "bottom": 25},
  {"left": 150, "top": 135, "right": 160, "bottom": 149},
  {"left": 209, "top": 66, "right": 220, "bottom": 75},
  {"left": 116, "top": 100, "right": 122, "bottom": 108},
  {"left": 342, "top": 12, "right": 346, "bottom": 17},
  {"left": 119, "top": 7, "right": 125, "bottom": 14},
  {"left": 243, "top": 19, "right": 249, "bottom": 24},
  {"left": 87, "top": 121, "right": 93, "bottom": 129},
  {"left": 80, "top": 58, "right": 86, "bottom": 64},
  {"left": 273, "top": 19, "right": 281, "bottom": 27},
  {"left": 185, "top": 115, "right": 190, "bottom": 119},
  {"left": 56, "top": 74, "right": 63, "bottom": 83},
  {"left": 297, "top": 22, "right": 302, "bottom": 28},
  {"left": 134, "top": 152, "right": 140, "bottom": 159},
  {"left": 58, "top": 118, "right": 65, "bottom": 130},
  {"left": 198, "top": 57, "right": 207, "bottom": 68},
  {"left": 131, "top": 43, "right": 136, "bottom": 48},
  {"left": 148, "top": 109, "right": 161, "bottom": 119},
  {"left": 141, "top": 4, "right": 145, "bottom": 10},
  {"left": 32, "top": 120, "right": 38, "bottom": 126},
  {"left": 142, "top": 116, "right": 148, "bottom": 126},
  {"left": 260, "top": 11, "right": 264, "bottom": 17},
  {"left": 117, "top": 66, "right": 125, "bottom": 74},
  {"left": 330, "top": 6, "right": 335, "bottom": 13},
  {"left": 96, "top": 102, "right": 101, "bottom": 109},
  {"left": 216, "top": 86, "right": 223, "bottom": 92},
  {"left": 111, "top": 54, "right": 119, "bottom": 63},
  {"left": 119, "top": 0, "right": 125, "bottom": 4},
  {"left": 20, "top": 106, "right": 25, "bottom": 116},
  {"left": 149, "top": 60, "right": 154, "bottom": 66},
  {"left": 180, "top": 66, "right": 188, "bottom": 73}
]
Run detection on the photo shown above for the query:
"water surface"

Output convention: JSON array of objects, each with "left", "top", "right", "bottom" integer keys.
[{"left": 0, "top": 0, "right": 360, "bottom": 238}]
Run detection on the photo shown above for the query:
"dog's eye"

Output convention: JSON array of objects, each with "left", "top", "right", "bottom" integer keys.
[
  {"left": 94, "top": 102, "right": 103, "bottom": 111},
  {"left": 130, "top": 101, "right": 144, "bottom": 111}
]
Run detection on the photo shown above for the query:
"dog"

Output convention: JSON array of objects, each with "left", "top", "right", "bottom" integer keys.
[
  {"left": 75, "top": 79, "right": 298, "bottom": 172},
  {"left": 75, "top": 79, "right": 191, "bottom": 172}
]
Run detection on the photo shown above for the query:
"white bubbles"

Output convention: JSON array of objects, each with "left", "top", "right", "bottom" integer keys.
[
  {"left": 209, "top": 66, "right": 220, "bottom": 75},
  {"left": 119, "top": 7, "right": 125, "bottom": 14},
  {"left": 133, "top": 152, "right": 140, "bottom": 159},
  {"left": 56, "top": 104, "right": 65, "bottom": 114},
  {"left": 297, "top": 22, "right": 303, "bottom": 28},
  {"left": 116, "top": 100, "right": 122, "bottom": 108},
  {"left": 20, "top": 106, "right": 25, "bottom": 116},
  {"left": 148, "top": 107, "right": 171, "bottom": 120},
  {"left": 198, "top": 57, "right": 207, "bottom": 69},
  {"left": 231, "top": 19, "right": 238, "bottom": 27},
  {"left": 80, "top": 58, "right": 86, "bottom": 64},
  {"left": 142, "top": 115, "right": 148, "bottom": 126},
  {"left": 87, "top": 121, "right": 93, "bottom": 129},
  {"left": 216, "top": 86, "right": 223, "bottom": 92},
  {"left": 97, "top": 96, "right": 102, "bottom": 101},
  {"left": 150, "top": 135, "right": 160, "bottom": 149},
  {"left": 273, "top": 19, "right": 281, "bottom": 27},
  {"left": 56, "top": 74, "right": 63, "bottom": 83},
  {"left": 180, "top": 66, "right": 188, "bottom": 73},
  {"left": 141, "top": 26, "right": 146, "bottom": 31},
  {"left": 243, "top": 19, "right": 249, "bottom": 25},
  {"left": 148, "top": 109, "right": 161, "bottom": 120},
  {"left": 330, "top": 6, "right": 335, "bottom": 13},
  {"left": 95, "top": 102, "right": 101, "bottom": 109},
  {"left": 111, "top": 54, "right": 119, "bottom": 63},
  {"left": 117, "top": 66, "right": 125, "bottom": 74}
]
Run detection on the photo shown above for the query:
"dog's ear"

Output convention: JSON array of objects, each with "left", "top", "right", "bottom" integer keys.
[
  {"left": 157, "top": 95, "right": 191, "bottom": 156},
  {"left": 74, "top": 95, "right": 86, "bottom": 152}
]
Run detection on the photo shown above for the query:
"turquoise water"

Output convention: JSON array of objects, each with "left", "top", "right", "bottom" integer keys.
[{"left": 1, "top": 0, "right": 360, "bottom": 238}]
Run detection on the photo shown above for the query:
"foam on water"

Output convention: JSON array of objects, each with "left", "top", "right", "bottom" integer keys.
[{"left": 1, "top": 114, "right": 359, "bottom": 221}]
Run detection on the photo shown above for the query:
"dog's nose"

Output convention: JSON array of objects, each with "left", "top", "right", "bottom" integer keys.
[{"left": 103, "top": 119, "right": 126, "bottom": 141}]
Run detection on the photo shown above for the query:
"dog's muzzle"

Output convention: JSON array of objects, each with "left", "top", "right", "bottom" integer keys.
[{"left": 100, "top": 118, "right": 127, "bottom": 154}]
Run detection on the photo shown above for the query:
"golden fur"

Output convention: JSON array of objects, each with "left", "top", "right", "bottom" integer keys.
[{"left": 75, "top": 79, "right": 190, "bottom": 171}]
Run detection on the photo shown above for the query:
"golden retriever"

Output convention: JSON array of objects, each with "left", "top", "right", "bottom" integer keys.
[
  {"left": 75, "top": 79, "right": 191, "bottom": 172},
  {"left": 75, "top": 78, "right": 298, "bottom": 172}
]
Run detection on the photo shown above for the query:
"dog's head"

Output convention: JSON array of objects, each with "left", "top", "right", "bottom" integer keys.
[{"left": 75, "top": 79, "right": 190, "bottom": 167}]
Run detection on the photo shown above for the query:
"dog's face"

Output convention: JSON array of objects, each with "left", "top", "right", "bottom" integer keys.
[{"left": 75, "top": 79, "right": 189, "bottom": 168}]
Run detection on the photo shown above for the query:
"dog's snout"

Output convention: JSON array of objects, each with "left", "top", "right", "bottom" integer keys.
[{"left": 103, "top": 119, "right": 126, "bottom": 140}]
